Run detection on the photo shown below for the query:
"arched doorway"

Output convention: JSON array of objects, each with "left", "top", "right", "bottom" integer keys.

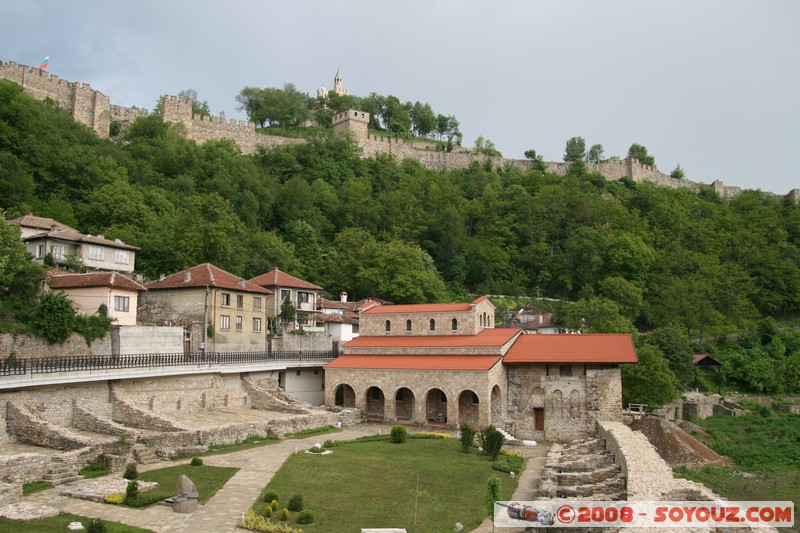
[
  {"left": 334, "top": 384, "right": 355, "bottom": 407},
  {"left": 426, "top": 388, "right": 448, "bottom": 424},
  {"left": 365, "top": 386, "right": 385, "bottom": 420},
  {"left": 490, "top": 385, "right": 503, "bottom": 426},
  {"left": 458, "top": 390, "right": 480, "bottom": 426},
  {"left": 395, "top": 387, "right": 415, "bottom": 421}
]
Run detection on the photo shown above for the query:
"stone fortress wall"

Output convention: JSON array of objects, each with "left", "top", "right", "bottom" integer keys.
[{"left": 1, "top": 60, "right": 795, "bottom": 201}]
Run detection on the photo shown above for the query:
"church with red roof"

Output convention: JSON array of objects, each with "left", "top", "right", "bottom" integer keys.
[{"left": 325, "top": 296, "right": 637, "bottom": 442}]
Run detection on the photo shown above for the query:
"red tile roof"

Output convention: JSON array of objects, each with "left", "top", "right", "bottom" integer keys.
[
  {"left": 145, "top": 264, "right": 272, "bottom": 294},
  {"left": 362, "top": 296, "right": 494, "bottom": 315},
  {"left": 325, "top": 354, "right": 502, "bottom": 371},
  {"left": 249, "top": 268, "right": 323, "bottom": 291},
  {"left": 7, "top": 213, "right": 75, "bottom": 231},
  {"left": 343, "top": 327, "right": 521, "bottom": 349},
  {"left": 49, "top": 272, "right": 146, "bottom": 292},
  {"left": 503, "top": 334, "right": 638, "bottom": 364},
  {"left": 693, "top": 354, "right": 721, "bottom": 366}
]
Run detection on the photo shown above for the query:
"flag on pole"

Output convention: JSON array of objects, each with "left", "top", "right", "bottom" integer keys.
[
  {"left": 515, "top": 308, "right": 524, "bottom": 317},
  {"left": 38, "top": 55, "right": 49, "bottom": 70}
]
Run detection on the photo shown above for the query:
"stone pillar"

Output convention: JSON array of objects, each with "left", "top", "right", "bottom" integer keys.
[
  {"left": 354, "top": 388, "right": 367, "bottom": 414},
  {"left": 384, "top": 395, "right": 396, "bottom": 422},
  {"left": 446, "top": 397, "right": 458, "bottom": 428}
]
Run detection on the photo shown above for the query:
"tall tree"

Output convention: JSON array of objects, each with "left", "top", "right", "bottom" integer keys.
[
  {"left": 563, "top": 136, "right": 586, "bottom": 162},
  {"left": 588, "top": 144, "right": 604, "bottom": 164},
  {"left": 627, "top": 143, "right": 655, "bottom": 166}
]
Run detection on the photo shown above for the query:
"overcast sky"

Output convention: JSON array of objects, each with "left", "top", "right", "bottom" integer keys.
[{"left": 3, "top": 1, "right": 799, "bottom": 194}]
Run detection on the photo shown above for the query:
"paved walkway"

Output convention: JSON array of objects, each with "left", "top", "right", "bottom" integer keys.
[{"left": 22, "top": 424, "right": 549, "bottom": 532}]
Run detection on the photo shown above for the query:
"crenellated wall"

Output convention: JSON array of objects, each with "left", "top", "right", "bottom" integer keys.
[{"left": 1, "top": 61, "right": 793, "bottom": 199}]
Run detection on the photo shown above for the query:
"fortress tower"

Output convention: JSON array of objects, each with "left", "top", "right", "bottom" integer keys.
[{"left": 332, "top": 109, "right": 369, "bottom": 143}]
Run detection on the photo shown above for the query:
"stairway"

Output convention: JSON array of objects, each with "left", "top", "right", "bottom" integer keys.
[
  {"left": 539, "top": 437, "right": 626, "bottom": 500},
  {"left": 132, "top": 444, "right": 160, "bottom": 465},
  {"left": 497, "top": 426, "right": 537, "bottom": 446},
  {"left": 42, "top": 458, "right": 82, "bottom": 485}
]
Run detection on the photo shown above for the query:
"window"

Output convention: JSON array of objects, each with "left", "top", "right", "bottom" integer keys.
[
  {"left": 253, "top": 317, "right": 262, "bottom": 332},
  {"left": 114, "top": 250, "right": 129, "bottom": 264},
  {"left": 396, "top": 389, "right": 404, "bottom": 401},
  {"left": 220, "top": 315, "right": 230, "bottom": 330},
  {"left": 297, "top": 291, "right": 310, "bottom": 304},
  {"left": 429, "top": 319, "right": 436, "bottom": 332},
  {"left": 406, "top": 319, "right": 412, "bottom": 332},
  {"left": 236, "top": 294, "right": 244, "bottom": 309},
  {"left": 385, "top": 320, "right": 391, "bottom": 332},
  {"left": 235, "top": 316, "right": 243, "bottom": 331},
  {"left": 253, "top": 297, "right": 262, "bottom": 311},
  {"left": 371, "top": 388, "right": 381, "bottom": 400},
  {"left": 451, "top": 318, "right": 458, "bottom": 331},
  {"left": 220, "top": 293, "right": 230, "bottom": 307},
  {"left": 280, "top": 289, "right": 291, "bottom": 301},
  {"left": 472, "top": 392, "right": 480, "bottom": 404},
  {"left": 559, "top": 364, "right": 573, "bottom": 377},
  {"left": 114, "top": 296, "right": 130, "bottom": 312},
  {"left": 35, "top": 244, "right": 45, "bottom": 259},
  {"left": 89, "top": 246, "right": 103, "bottom": 261},
  {"left": 51, "top": 244, "right": 65, "bottom": 261}
]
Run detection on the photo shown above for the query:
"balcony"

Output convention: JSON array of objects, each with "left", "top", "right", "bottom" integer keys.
[{"left": 296, "top": 301, "right": 315, "bottom": 312}]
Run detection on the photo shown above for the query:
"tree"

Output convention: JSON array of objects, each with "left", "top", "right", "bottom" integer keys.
[
  {"left": 0, "top": 209, "right": 32, "bottom": 297},
  {"left": 524, "top": 148, "right": 547, "bottom": 172},
  {"left": 473, "top": 135, "right": 501, "bottom": 157},
  {"left": 31, "top": 291, "right": 75, "bottom": 344},
  {"left": 178, "top": 89, "right": 210, "bottom": 118},
  {"left": 557, "top": 296, "right": 636, "bottom": 334},
  {"left": 563, "top": 136, "right": 586, "bottom": 162},
  {"left": 670, "top": 164, "right": 685, "bottom": 179},
  {"left": 409, "top": 101, "right": 436, "bottom": 138},
  {"left": 598, "top": 276, "right": 643, "bottom": 320},
  {"left": 279, "top": 293, "right": 296, "bottom": 331},
  {"left": 627, "top": 143, "right": 655, "bottom": 166},
  {"left": 588, "top": 144, "right": 604, "bottom": 164},
  {"left": 622, "top": 344, "right": 680, "bottom": 407},
  {"left": 642, "top": 326, "right": 694, "bottom": 387}
]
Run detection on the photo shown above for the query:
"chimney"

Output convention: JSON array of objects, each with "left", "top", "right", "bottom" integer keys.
[
  {"left": 237, "top": 279, "right": 246, "bottom": 288},
  {"left": 340, "top": 291, "right": 348, "bottom": 302},
  {"left": 183, "top": 271, "right": 191, "bottom": 283},
  {"left": 158, "top": 273, "right": 165, "bottom": 281}
]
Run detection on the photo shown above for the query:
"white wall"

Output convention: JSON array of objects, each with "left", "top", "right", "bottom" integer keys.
[
  {"left": 118, "top": 326, "right": 183, "bottom": 354},
  {"left": 283, "top": 366, "right": 325, "bottom": 405}
]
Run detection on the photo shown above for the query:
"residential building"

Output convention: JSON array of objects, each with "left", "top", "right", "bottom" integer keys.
[
  {"left": 249, "top": 268, "right": 323, "bottom": 333},
  {"left": 140, "top": 263, "right": 272, "bottom": 353},
  {"left": 7, "top": 213, "right": 140, "bottom": 274},
  {"left": 47, "top": 271, "right": 146, "bottom": 326},
  {"left": 324, "top": 296, "right": 637, "bottom": 442}
]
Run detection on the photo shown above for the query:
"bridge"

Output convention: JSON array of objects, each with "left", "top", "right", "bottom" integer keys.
[{"left": 0, "top": 350, "right": 338, "bottom": 390}]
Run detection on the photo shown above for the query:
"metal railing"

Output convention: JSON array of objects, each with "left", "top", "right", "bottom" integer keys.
[{"left": 0, "top": 350, "right": 337, "bottom": 377}]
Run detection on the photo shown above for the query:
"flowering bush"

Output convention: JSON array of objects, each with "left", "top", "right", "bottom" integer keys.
[{"left": 103, "top": 493, "right": 124, "bottom": 504}]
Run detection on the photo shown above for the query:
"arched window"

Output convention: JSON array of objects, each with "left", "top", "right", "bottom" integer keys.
[
  {"left": 472, "top": 392, "right": 480, "bottom": 404},
  {"left": 385, "top": 320, "right": 391, "bottom": 332},
  {"left": 406, "top": 319, "right": 412, "bottom": 332},
  {"left": 480, "top": 314, "right": 484, "bottom": 327},
  {"left": 451, "top": 318, "right": 458, "bottom": 331},
  {"left": 429, "top": 319, "right": 436, "bottom": 332}
]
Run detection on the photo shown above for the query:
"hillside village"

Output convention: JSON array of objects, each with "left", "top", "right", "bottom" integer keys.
[{"left": 0, "top": 60, "right": 798, "bottom": 531}]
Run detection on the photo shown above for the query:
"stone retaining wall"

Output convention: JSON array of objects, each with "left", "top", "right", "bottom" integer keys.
[{"left": 6, "top": 402, "right": 94, "bottom": 450}]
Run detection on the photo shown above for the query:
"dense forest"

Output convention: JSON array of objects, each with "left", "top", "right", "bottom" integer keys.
[{"left": 2, "top": 79, "right": 800, "bottom": 402}]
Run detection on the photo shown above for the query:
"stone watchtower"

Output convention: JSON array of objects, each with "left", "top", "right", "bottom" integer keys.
[{"left": 332, "top": 110, "right": 369, "bottom": 144}]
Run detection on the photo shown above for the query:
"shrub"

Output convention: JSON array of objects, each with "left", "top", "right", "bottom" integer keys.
[
  {"left": 124, "top": 480, "right": 139, "bottom": 503},
  {"left": 30, "top": 291, "right": 75, "bottom": 344},
  {"left": 271, "top": 499, "right": 279, "bottom": 511},
  {"left": 87, "top": 518, "right": 107, "bottom": 533},
  {"left": 287, "top": 494, "right": 303, "bottom": 512},
  {"left": 190, "top": 457, "right": 203, "bottom": 466},
  {"left": 390, "top": 424, "right": 408, "bottom": 444},
  {"left": 297, "top": 509, "right": 315, "bottom": 524},
  {"left": 123, "top": 463, "right": 138, "bottom": 480},
  {"left": 241, "top": 509, "right": 303, "bottom": 533},
  {"left": 280, "top": 508, "right": 289, "bottom": 521},
  {"left": 265, "top": 505, "right": 273, "bottom": 518},
  {"left": 322, "top": 439, "right": 338, "bottom": 448},
  {"left": 263, "top": 489, "right": 280, "bottom": 503},
  {"left": 478, "top": 426, "right": 505, "bottom": 460},
  {"left": 459, "top": 423, "right": 476, "bottom": 454},
  {"left": 486, "top": 474, "right": 502, "bottom": 518},
  {"left": 103, "top": 493, "right": 124, "bottom": 504}
]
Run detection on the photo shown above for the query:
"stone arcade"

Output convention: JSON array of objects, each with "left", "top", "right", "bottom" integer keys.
[{"left": 324, "top": 297, "right": 638, "bottom": 442}]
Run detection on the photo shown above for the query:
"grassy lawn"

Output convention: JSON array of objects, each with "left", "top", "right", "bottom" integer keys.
[
  {"left": 674, "top": 409, "right": 800, "bottom": 532},
  {"left": 0, "top": 513, "right": 153, "bottom": 533},
  {"left": 129, "top": 464, "right": 238, "bottom": 506},
  {"left": 196, "top": 434, "right": 279, "bottom": 457},
  {"left": 251, "top": 438, "right": 520, "bottom": 532}
]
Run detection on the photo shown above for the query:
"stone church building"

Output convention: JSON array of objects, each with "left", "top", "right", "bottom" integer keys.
[{"left": 324, "top": 297, "right": 638, "bottom": 442}]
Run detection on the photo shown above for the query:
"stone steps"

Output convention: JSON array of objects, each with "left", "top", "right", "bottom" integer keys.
[
  {"left": 539, "top": 435, "right": 627, "bottom": 501},
  {"left": 43, "top": 463, "right": 81, "bottom": 485},
  {"left": 132, "top": 444, "right": 160, "bottom": 465},
  {"left": 557, "top": 463, "right": 621, "bottom": 485}
]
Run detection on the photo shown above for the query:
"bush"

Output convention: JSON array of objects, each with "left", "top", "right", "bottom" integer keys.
[
  {"left": 478, "top": 426, "right": 505, "bottom": 460},
  {"left": 296, "top": 509, "right": 315, "bottom": 524},
  {"left": 123, "top": 463, "right": 138, "bottom": 480},
  {"left": 190, "top": 457, "right": 203, "bottom": 466},
  {"left": 287, "top": 494, "right": 303, "bottom": 512},
  {"left": 322, "top": 439, "right": 338, "bottom": 448},
  {"left": 263, "top": 489, "right": 280, "bottom": 503},
  {"left": 103, "top": 493, "right": 124, "bottom": 504},
  {"left": 459, "top": 422, "right": 476, "bottom": 454},
  {"left": 124, "top": 480, "right": 139, "bottom": 503},
  {"left": 87, "top": 518, "right": 107, "bottom": 533},
  {"left": 280, "top": 508, "right": 289, "bottom": 521},
  {"left": 271, "top": 499, "right": 279, "bottom": 511},
  {"left": 241, "top": 509, "right": 304, "bottom": 533},
  {"left": 486, "top": 475, "right": 501, "bottom": 518},
  {"left": 390, "top": 424, "right": 408, "bottom": 444},
  {"left": 265, "top": 505, "right": 273, "bottom": 518},
  {"left": 30, "top": 291, "right": 75, "bottom": 344}
]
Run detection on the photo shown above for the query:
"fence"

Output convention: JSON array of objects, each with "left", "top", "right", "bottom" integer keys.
[{"left": 0, "top": 350, "right": 337, "bottom": 377}]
